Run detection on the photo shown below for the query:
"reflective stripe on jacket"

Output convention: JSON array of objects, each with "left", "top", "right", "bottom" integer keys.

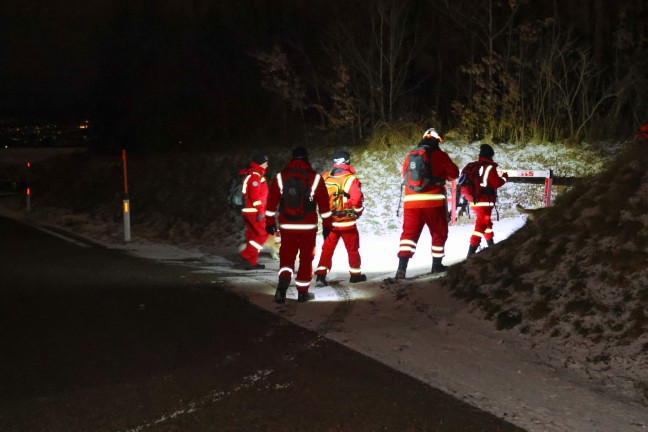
[
  {"left": 402, "top": 147, "right": 459, "bottom": 209},
  {"left": 470, "top": 157, "right": 507, "bottom": 207},
  {"left": 241, "top": 161, "right": 268, "bottom": 214},
  {"left": 265, "top": 159, "right": 333, "bottom": 231},
  {"left": 322, "top": 163, "right": 364, "bottom": 227}
]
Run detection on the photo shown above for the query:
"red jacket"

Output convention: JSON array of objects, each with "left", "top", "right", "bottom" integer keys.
[
  {"left": 322, "top": 163, "right": 364, "bottom": 227},
  {"left": 472, "top": 157, "right": 508, "bottom": 206},
  {"left": 265, "top": 159, "right": 333, "bottom": 231},
  {"left": 402, "top": 147, "right": 459, "bottom": 209},
  {"left": 241, "top": 161, "right": 268, "bottom": 216}
]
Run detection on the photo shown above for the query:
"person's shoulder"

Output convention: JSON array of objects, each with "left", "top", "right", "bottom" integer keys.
[{"left": 436, "top": 149, "right": 454, "bottom": 160}]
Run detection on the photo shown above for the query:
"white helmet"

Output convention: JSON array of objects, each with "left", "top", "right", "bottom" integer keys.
[{"left": 422, "top": 128, "right": 443, "bottom": 142}]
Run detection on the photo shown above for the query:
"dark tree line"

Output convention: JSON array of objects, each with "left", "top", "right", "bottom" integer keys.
[
  {"left": 256, "top": 0, "right": 648, "bottom": 145},
  {"left": 3, "top": 1, "right": 645, "bottom": 151}
]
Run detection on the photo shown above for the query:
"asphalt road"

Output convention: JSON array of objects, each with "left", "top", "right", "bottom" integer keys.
[{"left": 0, "top": 215, "right": 524, "bottom": 431}]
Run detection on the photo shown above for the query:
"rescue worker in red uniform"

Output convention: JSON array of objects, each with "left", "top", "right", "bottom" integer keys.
[
  {"left": 265, "top": 147, "right": 333, "bottom": 303},
  {"left": 239, "top": 154, "right": 270, "bottom": 269},
  {"left": 396, "top": 128, "right": 459, "bottom": 279},
  {"left": 314, "top": 151, "right": 366, "bottom": 286},
  {"left": 466, "top": 144, "right": 508, "bottom": 257}
]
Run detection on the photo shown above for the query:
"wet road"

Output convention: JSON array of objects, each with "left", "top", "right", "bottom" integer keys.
[{"left": 0, "top": 216, "right": 524, "bottom": 431}]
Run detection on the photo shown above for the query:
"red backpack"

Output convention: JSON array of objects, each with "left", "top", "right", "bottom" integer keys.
[
  {"left": 458, "top": 162, "right": 483, "bottom": 203},
  {"left": 403, "top": 146, "right": 443, "bottom": 192}
]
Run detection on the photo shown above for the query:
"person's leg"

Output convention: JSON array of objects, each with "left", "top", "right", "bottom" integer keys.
[
  {"left": 341, "top": 228, "right": 365, "bottom": 282},
  {"left": 470, "top": 206, "right": 490, "bottom": 246},
  {"left": 314, "top": 230, "right": 340, "bottom": 275},
  {"left": 397, "top": 208, "right": 425, "bottom": 258},
  {"left": 396, "top": 208, "right": 424, "bottom": 278},
  {"left": 295, "top": 230, "right": 317, "bottom": 293},
  {"left": 424, "top": 206, "right": 449, "bottom": 273},
  {"left": 274, "top": 229, "right": 298, "bottom": 304},
  {"left": 482, "top": 207, "right": 495, "bottom": 245},
  {"left": 239, "top": 215, "right": 258, "bottom": 263},
  {"left": 240, "top": 215, "right": 269, "bottom": 267}
]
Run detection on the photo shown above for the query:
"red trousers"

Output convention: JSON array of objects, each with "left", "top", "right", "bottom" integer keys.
[
  {"left": 470, "top": 206, "right": 494, "bottom": 246},
  {"left": 278, "top": 228, "right": 317, "bottom": 292},
  {"left": 240, "top": 213, "right": 269, "bottom": 266},
  {"left": 315, "top": 227, "right": 361, "bottom": 276},
  {"left": 397, "top": 206, "right": 448, "bottom": 259}
]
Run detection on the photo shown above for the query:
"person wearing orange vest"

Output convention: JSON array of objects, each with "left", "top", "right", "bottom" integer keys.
[
  {"left": 265, "top": 147, "right": 333, "bottom": 303},
  {"left": 466, "top": 144, "right": 508, "bottom": 257},
  {"left": 238, "top": 154, "right": 270, "bottom": 270},
  {"left": 314, "top": 151, "right": 366, "bottom": 286},
  {"left": 396, "top": 128, "right": 459, "bottom": 279}
]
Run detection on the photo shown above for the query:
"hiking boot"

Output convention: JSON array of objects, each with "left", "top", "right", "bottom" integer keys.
[
  {"left": 297, "top": 291, "right": 315, "bottom": 303},
  {"left": 245, "top": 263, "right": 265, "bottom": 270},
  {"left": 431, "top": 257, "right": 447, "bottom": 274},
  {"left": 486, "top": 239, "right": 495, "bottom": 247},
  {"left": 315, "top": 274, "right": 328, "bottom": 287},
  {"left": 431, "top": 263, "right": 448, "bottom": 274},
  {"left": 349, "top": 274, "right": 367, "bottom": 283},
  {"left": 467, "top": 244, "right": 478, "bottom": 258},
  {"left": 274, "top": 278, "right": 290, "bottom": 304},
  {"left": 395, "top": 257, "right": 409, "bottom": 279}
]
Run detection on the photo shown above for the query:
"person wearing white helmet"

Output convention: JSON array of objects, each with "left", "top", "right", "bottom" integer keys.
[{"left": 396, "top": 128, "right": 459, "bottom": 278}]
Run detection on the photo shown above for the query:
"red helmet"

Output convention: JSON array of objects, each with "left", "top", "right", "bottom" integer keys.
[{"left": 636, "top": 124, "right": 648, "bottom": 141}]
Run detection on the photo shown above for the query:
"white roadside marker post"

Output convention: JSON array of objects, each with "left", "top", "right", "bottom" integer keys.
[
  {"left": 26, "top": 161, "right": 31, "bottom": 212},
  {"left": 122, "top": 149, "right": 131, "bottom": 242}
]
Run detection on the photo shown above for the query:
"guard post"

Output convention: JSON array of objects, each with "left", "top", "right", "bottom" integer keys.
[
  {"left": 543, "top": 170, "right": 554, "bottom": 207},
  {"left": 502, "top": 169, "right": 553, "bottom": 207}
]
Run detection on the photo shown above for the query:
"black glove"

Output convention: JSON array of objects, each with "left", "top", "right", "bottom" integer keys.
[
  {"left": 322, "top": 227, "right": 331, "bottom": 240},
  {"left": 257, "top": 213, "right": 265, "bottom": 222},
  {"left": 265, "top": 224, "right": 276, "bottom": 235}
]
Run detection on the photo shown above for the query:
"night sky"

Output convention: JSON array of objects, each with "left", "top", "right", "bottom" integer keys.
[
  {"left": 0, "top": 1, "right": 348, "bottom": 152},
  {"left": 1, "top": 1, "right": 645, "bottom": 150},
  {"left": 1, "top": 2, "right": 108, "bottom": 116}
]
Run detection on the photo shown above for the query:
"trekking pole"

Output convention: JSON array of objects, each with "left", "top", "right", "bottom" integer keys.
[{"left": 396, "top": 183, "right": 405, "bottom": 217}]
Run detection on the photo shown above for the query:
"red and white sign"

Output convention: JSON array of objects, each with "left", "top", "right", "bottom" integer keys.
[{"left": 501, "top": 169, "right": 551, "bottom": 178}]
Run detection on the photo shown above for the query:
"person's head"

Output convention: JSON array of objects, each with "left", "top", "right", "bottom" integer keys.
[
  {"left": 251, "top": 154, "right": 269, "bottom": 169},
  {"left": 479, "top": 144, "right": 495, "bottom": 159},
  {"left": 332, "top": 150, "right": 350, "bottom": 165},
  {"left": 420, "top": 128, "right": 443, "bottom": 148},
  {"left": 292, "top": 146, "right": 308, "bottom": 161}
]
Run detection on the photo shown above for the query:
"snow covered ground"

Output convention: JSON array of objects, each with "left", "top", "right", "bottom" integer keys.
[{"left": 4, "top": 202, "right": 647, "bottom": 432}]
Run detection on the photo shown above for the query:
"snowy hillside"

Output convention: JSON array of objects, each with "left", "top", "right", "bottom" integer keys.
[{"left": 444, "top": 139, "right": 648, "bottom": 405}]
